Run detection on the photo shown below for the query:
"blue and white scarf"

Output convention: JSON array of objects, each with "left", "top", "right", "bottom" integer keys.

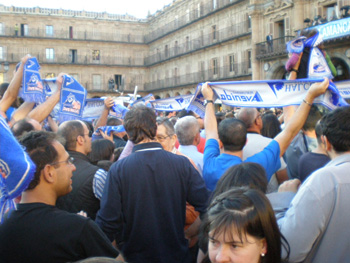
[
  {"left": 0, "top": 116, "right": 36, "bottom": 223},
  {"left": 131, "top": 93, "right": 154, "bottom": 108},
  {"left": 19, "top": 58, "right": 45, "bottom": 103},
  {"left": 150, "top": 94, "right": 193, "bottom": 111},
  {"left": 111, "top": 103, "right": 129, "bottom": 119},
  {"left": 59, "top": 75, "right": 87, "bottom": 122},
  {"left": 188, "top": 79, "right": 347, "bottom": 118},
  {"left": 287, "top": 31, "right": 333, "bottom": 79}
]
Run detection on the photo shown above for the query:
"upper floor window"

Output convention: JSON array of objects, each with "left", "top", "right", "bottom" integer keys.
[
  {"left": 92, "top": 50, "right": 100, "bottom": 62},
  {"left": 213, "top": 0, "right": 217, "bottom": 10},
  {"left": 212, "top": 58, "right": 218, "bottom": 75},
  {"left": 46, "top": 48, "right": 55, "bottom": 60},
  {"left": 0, "top": 47, "right": 3, "bottom": 60},
  {"left": 248, "top": 50, "right": 252, "bottom": 69},
  {"left": 229, "top": 55, "right": 235, "bottom": 72},
  {"left": 46, "top": 25, "right": 53, "bottom": 36},
  {"left": 212, "top": 25, "right": 217, "bottom": 40},
  {"left": 0, "top": 23, "right": 4, "bottom": 35}
]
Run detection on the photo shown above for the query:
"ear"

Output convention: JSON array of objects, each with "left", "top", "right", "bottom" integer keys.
[
  {"left": 218, "top": 139, "right": 224, "bottom": 149},
  {"left": 76, "top": 134, "right": 84, "bottom": 146},
  {"left": 324, "top": 135, "right": 332, "bottom": 152},
  {"left": 42, "top": 165, "right": 56, "bottom": 184},
  {"left": 261, "top": 238, "right": 267, "bottom": 255}
]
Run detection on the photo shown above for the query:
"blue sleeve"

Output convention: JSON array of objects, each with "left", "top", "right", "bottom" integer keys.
[
  {"left": 203, "top": 139, "right": 221, "bottom": 191},
  {"left": 95, "top": 165, "right": 123, "bottom": 243},
  {"left": 246, "top": 140, "right": 281, "bottom": 181}
]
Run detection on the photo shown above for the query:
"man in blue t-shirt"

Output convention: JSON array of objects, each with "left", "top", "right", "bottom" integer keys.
[{"left": 201, "top": 79, "right": 329, "bottom": 191}]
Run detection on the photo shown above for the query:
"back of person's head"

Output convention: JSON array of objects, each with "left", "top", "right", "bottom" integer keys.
[
  {"left": 236, "top": 108, "right": 258, "bottom": 129},
  {"left": 88, "top": 139, "right": 115, "bottom": 164},
  {"left": 214, "top": 162, "right": 268, "bottom": 196},
  {"left": 177, "top": 109, "right": 196, "bottom": 118},
  {"left": 321, "top": 106, "right": 350, "bottom": 152},
  {"left": 218, "top": 118, "right": 247, "bottom": 152},
  {"left": 11, "top": 118, "right": 35, "bottom": 138},
  {"left": 107, "top": 117, "right": 122, "bottom": 126},
  {"left": 57, "top": 120, "right": 84, "bottom": 151},
  {"left": 19, "top": 131, "right": 62, "bottom": 190},
  {"left": 82, "top": 120, "right": 94, "bottom": 134},
  {"left": 203, "top": 187, "right": 289, "bottom": 263},
  {"left": 113, "top": 147, "right": 124, "bottom": 162},
  {"left": 175, "top": 116, "right": 199, "bottom": 145},
  {"left": 303, "top": 105, "right": 322, "bottom": 131},
  {"left": 261, "top": 113, "right": 281, "bottom": 139},
  {"left": 315, "top": 120, "right": 323, "bottom": 145},
  {"left": 225, "top": 111, "right": 234, "bottom": 119},
  {"left": 124, "top": 105, "right": 156, "bottom": 144},
  {"left": 215, "top": 112, "right": 226, "bottom": 126}
]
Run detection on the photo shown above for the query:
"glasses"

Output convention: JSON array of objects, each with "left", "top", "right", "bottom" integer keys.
[
  {"left": 82, "top": 130, "right": 93, "bottom": 138},
  {"left": 156, "top": 134, "right": 174, "bottom": 142},
  {"left": 50, "top": 157, "right": 74, "bottom": 166}
]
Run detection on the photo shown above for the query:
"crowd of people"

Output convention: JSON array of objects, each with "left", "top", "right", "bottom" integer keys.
[{"left": 0, "top": 50, "right": 349, "bottom": 263}]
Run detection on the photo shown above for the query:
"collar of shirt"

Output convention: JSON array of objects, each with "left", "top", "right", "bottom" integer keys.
[{"left": 132, "top": 142, "right": 163, "bottom": 153}]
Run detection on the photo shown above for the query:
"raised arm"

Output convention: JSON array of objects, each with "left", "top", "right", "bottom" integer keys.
[
  {"left": 275, "top": 78, "right": 329, "bottom": 157},
  {"left": 0, "top": 55, "right": 31, "bottom": 113},
  {"left": 95, "top": 97, "right": 114, "bottom": 129},
  {"left": 201, "top": 82, "right": 218, "bottom": 141},
  {"left": 27, "top": 73, "right": 65, "bottom": 123}
]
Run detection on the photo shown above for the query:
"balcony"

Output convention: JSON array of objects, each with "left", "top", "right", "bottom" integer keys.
[
  {"left": 145, "top": 0, "right": 245, "bottom": 43},
  {"left": 144, "top": 62, "right": 251, "bottom": 91},
  {"left": 145, "top": 20, "right": 251, "bottom": 66},
  {"left": 255, "top": 36, "right": 294, "bottom": 60},
  {"left": 2, "top": 52, "right": 145, "bottom": 67},
  {"left": 0, "top": 27, "right": 145, "bottom": 44}
]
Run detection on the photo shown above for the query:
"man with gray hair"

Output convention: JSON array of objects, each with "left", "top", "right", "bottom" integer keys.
[
  {"left": 237, "top": 107, "right": 289, "bottom": 192},
  {"left": 175, "top": 116, "right": 204, "bottom": 175}
]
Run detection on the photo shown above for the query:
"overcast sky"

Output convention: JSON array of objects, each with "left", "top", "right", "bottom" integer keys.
[{"left": 2, "top": 0, "right": 174, "bottom": 18}]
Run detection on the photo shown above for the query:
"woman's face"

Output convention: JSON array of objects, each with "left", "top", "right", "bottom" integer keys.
[{"left": 208, "top": 227, "right": 266, "bottom": 263}]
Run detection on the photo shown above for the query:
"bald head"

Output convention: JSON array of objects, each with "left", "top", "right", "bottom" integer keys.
[
  {"left": 57, "top": 120, "right": 85, "bottom": 151},
  {"left": 236, "top": 108, "right": 260, "bottom": 130},
  {"left": 175, "top": 116, "right": 200, "bottom": 145}
]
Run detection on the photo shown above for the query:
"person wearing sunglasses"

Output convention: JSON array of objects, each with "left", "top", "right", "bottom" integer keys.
[{"left": 56, "top": 120, "right": 108, "bottom": 220}]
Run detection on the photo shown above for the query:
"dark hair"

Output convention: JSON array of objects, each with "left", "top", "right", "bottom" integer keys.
[
  {"left": 88, "top": 139, "right": 115, "bottom": 164},
  {"left": 215, "top": 112, "right": 226, "bottom": 126},
  {"left": 19, "top": 131, "right": 62, "bottom": 190},
  {"left": 124, "top": 105, "right": 157, "bottom": 144},
  {"left": 320, "top": 106, "right": 350, "bottom": 152},
  {"left": 11, "top": 118, "right": 35, "bottom": 138},
  {"left": 303, "top": 105, "right": 322, "bottom": 131},
  {"left": 177, "top": 109, "right": 196, "bottom": 118},
  {"left": 107, "top": 117, "right": 122, "bottom": 126},
  {"left": 113, "top": 147, "right": 124, "bottom": 162},
  {"left": 57, "top": 120, "right": 85, "bottom": 151},
  {"left": 214, "top": 162, "right": 268, "bottom": 195},
  {"left": 203, "top": 188, "right": 289, "bottom": 263},
  {"left": 156, "top": 117, "right": 175, "bottom": 135},
  {"left": 0, "top": 83, "right": 9, "bottom": 98},
  {"left": 218, "top": 118, "right": 247, "bottom": 152},
  {"left": 261, "top": 113, "right": 281, "bottom": 139},
  {"left": 315, "top": 120, "right": 323, "bottom": 145}
]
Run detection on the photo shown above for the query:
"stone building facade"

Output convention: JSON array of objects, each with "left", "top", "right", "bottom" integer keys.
[{"left": 0, "top": 0, "right": 350, "bottom": 99}]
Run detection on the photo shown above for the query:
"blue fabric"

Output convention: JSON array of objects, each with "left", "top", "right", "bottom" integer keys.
[
  {"left": 130, "top": 93, "right": 154, "bottom": 107},
  {"left": 96, "top": 142, "right": 209, "bottom": 263},
  {"left": 95, "top": 126, "right": 125, "bottom": 136},
  {"left": 19, "top": 57, "right": 45, "bottom": 103},
  {"left": 59, "top": 75, "right": 87, "bottom": 122},
  {"left": 0, "top": 116, "right": 36, "bottom": 223},
  {"left": 287, "top": 36, "right": 306, "bottom": 54},
  {"left": 111, "top": 104, "right": 129, "bottom": 119},
  {"left": 203, "top": 139, "right": 281, "bottom": 191}
]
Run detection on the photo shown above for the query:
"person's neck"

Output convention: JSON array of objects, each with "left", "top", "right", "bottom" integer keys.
[
  {"left": 20, "top": 187, "right": 57, "bottom": 206},
  {"left": 136, "top": 138, "right": 157, "bottom": 144},
  {"left": 303, "top": 130, "right": 316, "bottom": 138},
  {"left": 222, "top": 149, "right": 243, "bottom": 159},
  {"left": 312, "top": 145, "right": 327, "bottom": 155},
  {"left": 247, "top": 127, "right": 261, "bottom": 134}
]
